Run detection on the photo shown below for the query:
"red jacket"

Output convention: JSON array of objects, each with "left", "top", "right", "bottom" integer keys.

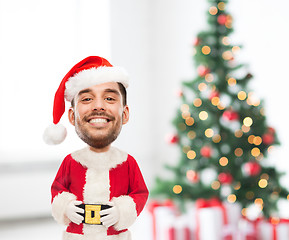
[{"left": 51, "top": 146, "right": 149, "bottom": 240}]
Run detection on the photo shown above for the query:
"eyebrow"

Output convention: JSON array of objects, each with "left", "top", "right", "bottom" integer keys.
[
  {"left": 104, "top": 88, "right": 121, "bottom": 96},
  {"left": 77, "top": 88, "right": 120, "bottom": 97},
  {"left": 78, "top": 89, "right": 92, "bottom": 96}
]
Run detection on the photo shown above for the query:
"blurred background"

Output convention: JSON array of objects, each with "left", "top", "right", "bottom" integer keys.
[{"left": 0, "top": 0, "right": 289, "bottom": 239}]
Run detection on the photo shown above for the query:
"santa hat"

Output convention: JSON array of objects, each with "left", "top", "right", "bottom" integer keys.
[{"left": 43, "top": 56, "right": 129, "bottom": 145}]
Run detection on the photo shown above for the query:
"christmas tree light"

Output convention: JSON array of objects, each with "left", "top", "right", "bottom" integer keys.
[{"left": 152, "top": 0, "right": 288, "bottom": 219}]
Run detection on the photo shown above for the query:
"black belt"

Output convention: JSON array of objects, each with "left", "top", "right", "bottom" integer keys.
[{"left": 77, "top": 204, "right": 111, "bottom": 225}]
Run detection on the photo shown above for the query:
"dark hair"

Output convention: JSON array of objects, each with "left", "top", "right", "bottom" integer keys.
[
  {"left": 117, "top": 82, "right": 127, "bottom": 106},
  {"left": 70, "top": 82, "right": 127, "bottom": 108}
]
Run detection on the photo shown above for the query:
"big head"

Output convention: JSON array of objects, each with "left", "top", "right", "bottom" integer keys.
[{"left": 43, "top": 56, "right": 129, "bottom": 146}]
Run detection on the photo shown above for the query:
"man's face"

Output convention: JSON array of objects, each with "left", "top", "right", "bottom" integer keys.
[{"left": 68, "top": 82, "right": 129, "bottom": 152}]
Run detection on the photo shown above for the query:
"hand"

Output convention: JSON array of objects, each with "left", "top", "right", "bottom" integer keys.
[
  {"left": 100, "top": 202, "right": 120, "bottom": 228},
  {"left": 65, "top": 200, "right": 84, "bottom": 225}
]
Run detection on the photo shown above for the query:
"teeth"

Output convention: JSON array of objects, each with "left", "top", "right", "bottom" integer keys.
[{"left": 89, "top": 118, "right": 108, "bottom": 123}]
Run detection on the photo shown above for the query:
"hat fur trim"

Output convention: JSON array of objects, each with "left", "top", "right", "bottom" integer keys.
[{"left": 64, "top": 66, "right": 129, "bottom": 102}]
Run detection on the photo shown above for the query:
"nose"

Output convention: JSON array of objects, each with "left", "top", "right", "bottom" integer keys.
[{"left": 92, "top": 98, "right": 105, "bottom": 111}]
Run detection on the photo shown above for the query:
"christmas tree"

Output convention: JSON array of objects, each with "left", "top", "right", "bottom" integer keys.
[{"left": 153, "top": 0, "right": 288, "bottom": 218}]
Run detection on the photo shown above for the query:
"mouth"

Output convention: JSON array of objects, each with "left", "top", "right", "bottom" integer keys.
[
  {"left": 89, "top": 118, "right": 110, "bottom": 124},
  {"left": 84, "top": 113, "right": 115, "bottom": 128}
]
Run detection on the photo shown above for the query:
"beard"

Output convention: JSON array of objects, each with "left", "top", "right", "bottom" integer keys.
[{"left": 74, "top": 112, "right": 123, "bottom": 149}]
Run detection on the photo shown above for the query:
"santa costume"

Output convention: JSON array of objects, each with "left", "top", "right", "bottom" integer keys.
[{"left": 44, "top": 56, "right": 149, "bottom": 240}]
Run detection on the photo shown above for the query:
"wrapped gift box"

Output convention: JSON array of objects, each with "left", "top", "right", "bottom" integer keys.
[
  {"left": 237, "top": 217, "right": 259, "bottom": 240},
  {"left": 148, "top": 200, "right": 194, "bottom": 240},
  {"left": 167, "top": 215, "right": 192, "bottom": 240},
  {"left": 196, "top": 198, "right": 241, "bottom": 240},
  {"left": 148, "top": 199, "right": 242, "bottom": 240},
  {"left": 258, "top": 218, "right": 289, "bottom": 240}
]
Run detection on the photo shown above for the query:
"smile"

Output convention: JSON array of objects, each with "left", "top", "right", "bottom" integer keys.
[{"left": 89, "top": 118, "right": 109, "bottom": 123}]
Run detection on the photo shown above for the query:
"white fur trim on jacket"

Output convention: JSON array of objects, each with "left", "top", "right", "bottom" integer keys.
[
  {"left": 65, "top": 66, "right": 129, "bottom": 102},
  {"left": 51, "top": 192, "right": 77, "bottom": 225},
  {"left": 83, "top": 167, "right": 110, "bottom": 204},
  {"left": 71, "top": 146, "right": 128, "bottom": 171},
  {"left": 112, "top": 196, "right": 137, "bottom": 231}
]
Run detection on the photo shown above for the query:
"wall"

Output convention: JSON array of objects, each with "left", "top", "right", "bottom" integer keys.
[
  {"left": 229, "top": 0, "right": 289, "bottom": 183},
  {"left": 0, "top": 0, "right": 111, "bottom": 220},
  {"left": 110, "top": 0, "right": 208, "bottom": 187},
  {"left": 110, "top": 3, "right": 289, "bottom": 236},
  {"left": 110, "top": 0, "right": 289, "bottom": 190},
  {"left": 1, "top": 0, "right": 288, "bottom": 224}
]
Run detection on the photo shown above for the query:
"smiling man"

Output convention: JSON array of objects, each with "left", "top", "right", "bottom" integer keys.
[
  {"left": 70, "top": 82, "right": 129, "bottom": 152},
  {"left": 43, "top": 56, "right": 149, "bottom": 240}
]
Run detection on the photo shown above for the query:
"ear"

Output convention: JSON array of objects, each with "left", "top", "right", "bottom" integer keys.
[
  {"left": 122, "top": 105, "right": 129, "bottom": 125},
  {"left": 68, "top": 107, "right": 76, "bottom": 126}
]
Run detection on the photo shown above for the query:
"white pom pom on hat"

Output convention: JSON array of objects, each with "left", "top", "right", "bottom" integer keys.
[
  {"left": 43, "top": 56, "right": 129, "bottom": 145},
  {"left": 43, "top": 123, "right": 67, "bottom": 145}
]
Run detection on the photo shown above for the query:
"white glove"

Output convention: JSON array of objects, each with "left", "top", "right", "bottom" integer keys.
[
  {"left": 100, "top": 202, "right": 120, "bottom": 228},
  {"left": 65, "top": 200, "right": 84, "bottom": 225}
]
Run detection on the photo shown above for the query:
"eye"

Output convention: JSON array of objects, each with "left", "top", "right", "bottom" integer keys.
[
  {"left": 81, "top": 97, "right": 93, "bottom": 102},
  {"left": 105, "top": 97, "right": 115, "bottom": 102}
]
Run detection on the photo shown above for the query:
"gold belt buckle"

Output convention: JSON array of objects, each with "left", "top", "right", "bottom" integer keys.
[{"left": 84, "top": 204, "right": 102, "bottom": 225}]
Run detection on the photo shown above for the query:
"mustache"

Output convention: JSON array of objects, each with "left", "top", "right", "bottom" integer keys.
[{"left": 84, "top": 112, "right": 115, "bottom": 121}]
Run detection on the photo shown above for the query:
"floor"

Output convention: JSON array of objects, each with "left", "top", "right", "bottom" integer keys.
[
  {"left": 0, "top": 217, "right": 62, "bottom": 240},
  {"left": 0, "top": 211, "right": 151, "bottom": 240}
]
